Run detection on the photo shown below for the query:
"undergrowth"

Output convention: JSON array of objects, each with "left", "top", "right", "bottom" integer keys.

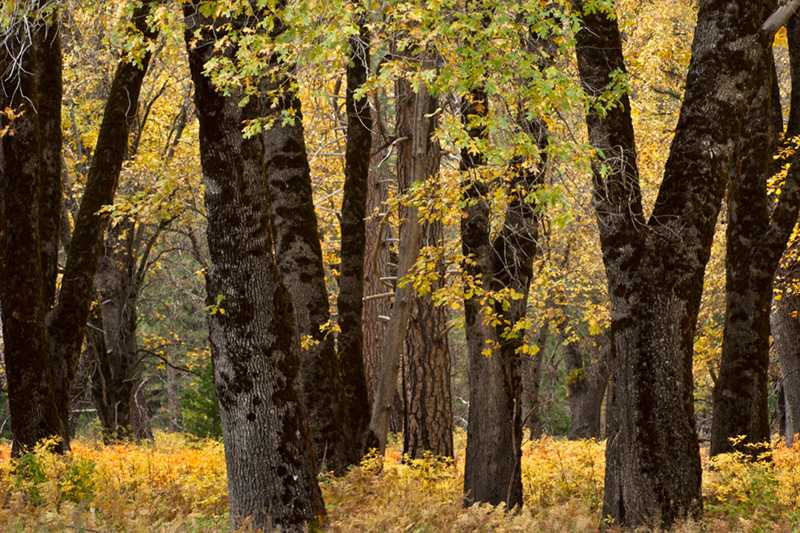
[{"left": 1, "top": 429, "right": 799, "bottom": 532}]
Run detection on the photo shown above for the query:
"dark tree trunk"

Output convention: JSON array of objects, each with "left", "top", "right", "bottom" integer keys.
[
  {"left": 573, "top": 0, "right": 775, "bottom": 527},
  {"left": 711, "top": 27, "right": 800, "bottom": 457},
  {"left": 35, "top": 19, "right": 63, "bottom": 313},
  {"left": 562, "top": 330, "right": 610, "bottom": 440},
  {"left": 185, "top": 4, "right": 325, "bottom": 530},
  {"left": 0, "top": 24, "right": 64, "bottom": 455},
  {"left": 772, "top": 282, "right": 800, "bottom": 445},
  {"left": 461, "top": 86, "right": 546, "bottom": 508},
  {"left": 261, "top": 57, "right": 357, "bottom": 478},
  {"left": 91, "top": 220, "right": 142, "bottom": 441},
  {"left": 337, "top": 13, "right": 374, "bottom": 452},
  {"left": 398, "top": 86, "right": 453, "bottom": 460},
  {"left": 46, "top": 4, "right": 159, "bottom": 449}
]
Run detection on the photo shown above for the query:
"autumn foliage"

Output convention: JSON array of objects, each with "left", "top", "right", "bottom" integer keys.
[{"left": 2, "top": 430, "right": 800, "bottom": 532}]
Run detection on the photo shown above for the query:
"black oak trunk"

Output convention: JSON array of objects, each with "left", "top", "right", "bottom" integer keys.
[
  {"left": 0, "top": 23, "right": 64, "bottom": 456},
  {"left": 185, "top": 5, "right": 325, "bottom": 529},
  {"left": 573, "top": 0, "right": 775, "bottom": 527},
  {"left": 562, "top": 330, "right": 610, "bottom": 440},
  {"left": 46, "top": 3, "right": 159, "bottom": 448},
  {"left": 337, "top": 13, "right": 374, "bottom": 452},
  {"left": 260, "top": 53, "right": 358, "bottom": 477},
  {"left": 711, "top": 21, "right": 800, "bottom": 456},
  {"left": 461, "top": 88, "right": 545, "bottom": 508}
]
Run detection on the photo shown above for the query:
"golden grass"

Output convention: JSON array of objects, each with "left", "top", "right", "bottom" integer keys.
[{"left": 1, "top": 429, "right": 800, "bottom": 532}]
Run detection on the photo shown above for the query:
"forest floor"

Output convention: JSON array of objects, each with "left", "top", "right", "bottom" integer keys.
[{"left": 1, "top": 428, "right": 799, "bottom": 532}]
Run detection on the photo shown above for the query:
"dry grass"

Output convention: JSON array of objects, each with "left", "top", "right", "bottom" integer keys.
[{"left": 1, "top": 429, "right": 800, "bottom": 532}]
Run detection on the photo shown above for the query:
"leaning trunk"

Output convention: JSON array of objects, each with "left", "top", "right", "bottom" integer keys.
[{"left": 47, "top": 4, "right": 159, "bottom": 448}]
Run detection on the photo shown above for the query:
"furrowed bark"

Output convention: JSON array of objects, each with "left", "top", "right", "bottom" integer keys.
[
  {"left": 367, "top": 77, "right": 429, "bottom": 454},
  {"left": 400, "top": 87, "right": 453, "bottom": 460},
  {"left": 1, "top": 25, "right": 64, "bottom": 456},
  {"left": 185, "top": 3, "right": 325, "bottom": 529},
  {"left": 712, "top": 2, "right": 800, "bottom": 457},
  {"left": 573, "top": 0, "right": 772, "bottom": 527},
  {"left": 338, "top": 10, "right": 374, "bottom": 453},
  {"left": 362, "top": 102, "right": 394, "bottom": 408}
]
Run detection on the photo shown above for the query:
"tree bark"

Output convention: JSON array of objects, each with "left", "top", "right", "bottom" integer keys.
[
  {"left": 572, "top": 0, "right": 774, "bottom": 527},
  {"left": 337, "top": 12, "right": 374, "bottom": 452},
  {"left": 362, "top": 99, "right": 396, "bottom": 418},
  {"left": 0, "top": 20, "right": 64, "bottom": 455},
  {"left": 261, "top": 55, "right": 357, "bottom": 478},
  {"left": 185, "top": 4, "right": 325, "bottom": 530},
  {"left": 35, "top": 18, "right": 63, "bottom": 313},
  {"left": 520, "top": 321, "right": 548, "bottom": 439},
  {"left": 711, "top": 13, "right": 800, "bottom": 457},
  {"left": 771, "top": 10, "right": 800, "bottom": 450},
  {"left": 772, "top": 274, "right": 800, "bottom": 445},
  {"left": 398, "top": 85, "right": 453, "bottom": 460},
  {"left": 367, "top": 76, "right": 430, "bottom": 453},
  {"left": 91, "top": 220, "right": 145, "bottom": 441},
  {"left": 461, "top": 84, "right": 546, "bottom": 507}
]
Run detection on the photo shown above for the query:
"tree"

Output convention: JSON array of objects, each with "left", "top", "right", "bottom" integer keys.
[
  {"left": 395, "top": 77, "right": 453, "bottom": 460},
  {"left": 367, "top": 68, "right": 433, "bottom": 454},
  {"left": 572, "top": 0, "right": 780, "bottom": 526},
  {"left": 562, "top": 327, "right": 609, "bottom": 440},
  {"left": 711, "top": 5, "right": 800, "bottom": 457},
  {"left": 184, "top": 1, "right": 325, "bottom": 529},
  {"left": 259, "top": 11, "right": 359, "bottom": 478},
  {"left": 1, "top": 0, "right": 160, "bottom": 454},
  {"left": 337, "top": 2, "right": 374, "bottom": 451}
]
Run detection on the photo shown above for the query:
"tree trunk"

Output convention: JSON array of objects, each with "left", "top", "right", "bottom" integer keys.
[
  {"left": 35, "top": 17, "right": 63, "bottom": 313},
  {"left": 711, "top": 5, "right": 800, "bottom": 457},
  {"left": 562, "top": 330, "right": 610, "bottom": 441},
  {"left": 367, "top": 76, "right": 431, "bottom": 453},
  {"left": 185, "top": 4, "right": 325, "bottom": 530},
  {"left": 520, "top": 323, "right": 546, "bottom": 440},
  {"left": 773, "top": 239, "right": 800, "bottom": 446},
  {"left": 362, "top": 99, "right": 395, "bottom": 410},
  {"left": 261, "top": 63, "right": 358, "bottom": 478},
  {"left": 337, "top": 13, "right": 374, "bottom": 451},
  {"left": 461, "top": 85, "right": 546, "bottom": 507},
  {"left": 399, "top": 86, "right": 453, "bottom": 460},
  {"left": 92, "top": 220, "right": 138, "bottom": 441},
  {"left": 0, "top": 22, "right": 64, "bottom": 455},
  {"left": 46, "top": 3, "right": 159, "bottom": 449},
  {"left": 572, "top": 0, "right": 775, "bottom": 527}
]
